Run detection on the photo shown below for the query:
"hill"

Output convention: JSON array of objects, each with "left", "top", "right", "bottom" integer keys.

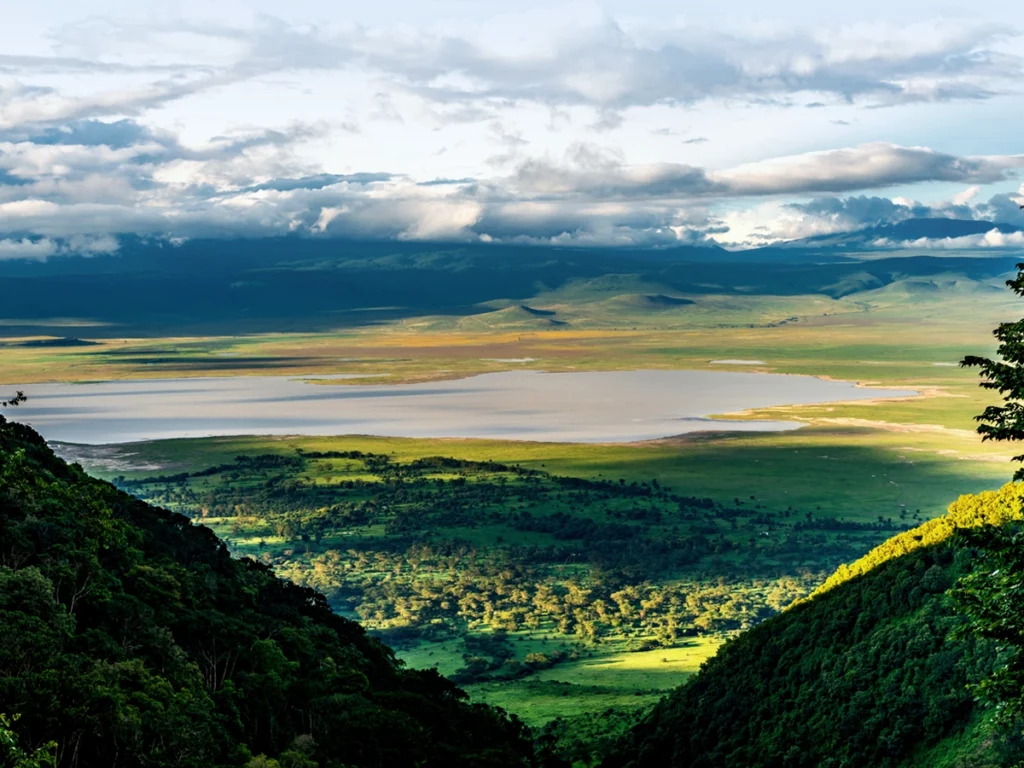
[
  {"left": 0, "top": 235, "right": 1017, "bottom": 336},
  {"left": 602, "top": 483, "right": 1024, "bottom": 768},
  {"left": 0, "top": 415, "right": 536, "bottom": 768}
]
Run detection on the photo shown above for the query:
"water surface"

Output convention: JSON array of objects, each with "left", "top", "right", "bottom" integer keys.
[{"left": 3, "top": 370, "right": 916, "bottom": 444}]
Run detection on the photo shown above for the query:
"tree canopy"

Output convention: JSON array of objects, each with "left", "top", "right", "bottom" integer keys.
[{"left": 0, "top": 414, "right": 537, "bottom": 768}]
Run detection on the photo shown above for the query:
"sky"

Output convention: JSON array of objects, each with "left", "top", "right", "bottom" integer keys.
[{"left": 1, "top": 0, "right": 1023, "bottom": 258}]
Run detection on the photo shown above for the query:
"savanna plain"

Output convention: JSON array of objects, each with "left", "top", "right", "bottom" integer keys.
[{"left": 5, "top": 249, "right": 1017, "bottom": 763}]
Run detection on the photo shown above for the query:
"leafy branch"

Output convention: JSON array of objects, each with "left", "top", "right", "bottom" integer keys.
[{"left": 1, "top": 392, "right": 26, "bottom": 408}]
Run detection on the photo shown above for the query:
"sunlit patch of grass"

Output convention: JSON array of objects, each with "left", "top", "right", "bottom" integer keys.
[{"left": 456, "top": 641, "right": 721, "bottom": 728}]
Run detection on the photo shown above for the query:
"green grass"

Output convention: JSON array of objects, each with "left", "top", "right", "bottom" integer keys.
[
  {"left": 23, "top": 277, "right": 1022, "bottom": 740},
  {"left": 79, "top": 422, "right": 1011, "bottom": 522},
  {"left": 457, "top": 641, "right": 722, "bottom": 725},
  {"left": 4, "top": 279, "right": 1015, "bottom": 396}
]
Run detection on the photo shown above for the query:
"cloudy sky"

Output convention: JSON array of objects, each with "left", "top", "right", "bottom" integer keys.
[{"left": 1, "top": 0, "right": 1023, "bottom": 256}]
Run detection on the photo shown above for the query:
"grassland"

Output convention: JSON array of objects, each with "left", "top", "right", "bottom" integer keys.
[
  {"left": 61, "top": 400, "right": 1011, "bottom": 744},
  {"left": 73, "top": 420, "right": 1011, "bottom": 523},
  {"left": 2, "top": 277, "right": 1015, "bottom": 396},
  {"left": 12, "top": 266, "right": 1022, "bottom": 763},
  {"left": 98, "top": 446, "right": 791, "bottom": 734}
]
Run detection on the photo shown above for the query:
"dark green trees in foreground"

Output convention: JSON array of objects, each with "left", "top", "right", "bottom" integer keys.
[
  {"left": 0, "top": 415, "right": 536, "bottom": 767},
  {"left": 956, "top": 257, "right": 1024, "bottom": 741}
]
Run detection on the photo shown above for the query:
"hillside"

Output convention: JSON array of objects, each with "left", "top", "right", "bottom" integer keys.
[
  {"left": 0, "top": 415, "right": 536, "bottom": 768},
  {"left": 0, "top": 236, "right": 1017, "bottom": 336},
  {"left": 84, "top": 428, "right": 959, "bottom": 729},
  {"left": 602, "top": 484, "right": 1024, "bottom": 768}
]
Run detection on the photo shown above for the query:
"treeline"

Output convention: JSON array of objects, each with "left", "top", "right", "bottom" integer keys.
[
  {"left": 116, "top": 453, "right": 303, "bottom": 485},
  {"left": 808, "top": 483, "right": 1024, "bottom": 600},
  {"left": 121, "top": 450, "right": 888, "bottom": 652},
  {"left": 278, "top": 544, "right": 813, "bottom": 655}
]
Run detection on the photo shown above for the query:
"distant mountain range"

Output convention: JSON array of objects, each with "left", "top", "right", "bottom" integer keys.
[{"left": 0, "top": 221, "right": 1021, "bottom": 335}]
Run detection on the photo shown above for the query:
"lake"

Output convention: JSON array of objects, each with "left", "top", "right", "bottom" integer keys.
[{"left": 2, "top": 370, "right": 916, "bottom": 445}]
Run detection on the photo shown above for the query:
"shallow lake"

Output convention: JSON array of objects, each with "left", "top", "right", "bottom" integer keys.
[{"left": 3, "top": 370, "right": 916, "bottom": 445}]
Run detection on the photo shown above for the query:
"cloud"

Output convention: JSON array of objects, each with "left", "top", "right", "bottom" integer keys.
[
  {"left": 0, "top": 234, "right": 117, "bottom": 261},
  {"left": 0, "top": 117, "right": 1022, "bottom": 253},
  {"left": 14, "top": 118, "right": 157, "bottom": 147},
  {"left": 952, "top": 186, "right": 981, "bottom": 205},
  {"left": 0, "top": 237, "right": 56, "bottom": 261},
  {"left": 875, "top": 229, "right": 1024, "bottom": 249},
  {"left": 243, "top": 173, "right": 394, "bottom": 193},
  {"left": 977, "top": 188, "right": 1024, "bottom": 220},
  {"left": 0, "top": 14, "right": 1018, "bottom": 134},
  {"left": 0, "top": 72, "right": 246, "bottom": 131},
  {"left": 785, "top": 194, "right": 969, "bottom": 227},
  {"left": 2, "top": 11, "right": 1021, "bottom": 255},
  {"left": 372, "top": 17, "right": 1022, "bottom": 110},
  {"left": 590, "top": 110, "right": 625, "bottom": 132},
  {"left": 505, "top": 143, "right": 721, "bottom": 198},
  {"left": 500, "top": 143, "right": 1024, "bottom": 201},
  {"left": 712, "top": 187, "right": 1024, "bottom": 247},
  {"left": 714, "top": 144, "right": 1024, "bottom": 195}
]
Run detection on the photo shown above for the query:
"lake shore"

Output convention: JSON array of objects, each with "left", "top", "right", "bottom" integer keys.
[{"left": 4, "top": 368, "right": 916, "bottom": 445}]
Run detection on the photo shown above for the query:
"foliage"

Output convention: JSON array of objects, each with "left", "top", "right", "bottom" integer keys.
[
  {"left": 116, "top": 447, "right": 905, "bottom": 686},
  {"left": 0, "top": 415, "right": 537, "bottom": 768},
  {"left": 963, "top": 262, "right": 1024, "bottom": 479},
  {"left": 0, "top": 392, "right": 25, "bottom": 409},
  {"left": 953, "top": 524, "right": 1024, "bottom": 733},
  {"left": 808, "top": 483, "right": 1024, "bottom": 600},
  {"left": 601, "top": 487, "right": 1024, "bottom": 768},
  {"left": 537, "top": 707, "right": 649, "bottom": 768}
]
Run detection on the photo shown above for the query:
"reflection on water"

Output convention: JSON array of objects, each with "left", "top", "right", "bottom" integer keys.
[{"left": 3, "top": 370, "right": 916, "bottom": 445}]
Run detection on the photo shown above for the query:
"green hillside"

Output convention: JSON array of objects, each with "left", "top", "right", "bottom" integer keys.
[
  {"left": 602, "top": 483, "right": 1024, "bottom": 768},
  {"left": 0, "top": 415, "right": 536, "bottom": 768}
]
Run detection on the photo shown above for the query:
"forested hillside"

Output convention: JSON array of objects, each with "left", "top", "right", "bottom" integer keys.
[
  {"left": 0, "top": 414, "right": 537, "bottom": 768},
  {"left": 602, "top": 484, "right": 1024, "bottom": 768}
]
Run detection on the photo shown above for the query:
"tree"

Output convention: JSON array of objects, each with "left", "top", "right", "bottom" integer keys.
[
  {"left": 0, "top": 714, "right": 56, "bottom": 768},
  {"left": 953, "top": 527, "right": 1024, "bottom": 723},
  {"left": 962, "top": 204, "right": 1024, "bottom": 478},
  {"left": 953, "top": 243, "right": 1024, "bottom": 753},
  {"left": 0, "top": 392, "right": 25, "bottom": 409}
]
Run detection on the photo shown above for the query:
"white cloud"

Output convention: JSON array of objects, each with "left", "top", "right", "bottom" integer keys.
[
  {"left": 500, "top": 143, "right": 1024, "bottom": 201},
  {"left": 0, "top": 237, "right": 56, "bottom": 260},
  {"left": 714, "top": 144, "right": 1024, "bottom": 195},
  {"left": 1, "top": 128, "right": 1023, "bottom": 250},
  {"left": 952, "top": 185, "right": 981, "bottom": 205},
  {"left": 0, "top": 12, "right": 1018, "bottom": 137},
  {"left": 0, "top": 5, "right": 1019, "bottom": 257},
  {"left": 710, "top": 203, "right": 846, "bottom": 247},
  {"left": 0, "top": 234, "right": 117, "bottom": 260},
  {"left": 877, "top": 229, "right": 1024, "bottom": 249}
]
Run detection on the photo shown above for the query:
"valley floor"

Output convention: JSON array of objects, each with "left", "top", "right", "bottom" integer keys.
[{"left": 11, "top": 281, "right": 1019, "bottom": 746}]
